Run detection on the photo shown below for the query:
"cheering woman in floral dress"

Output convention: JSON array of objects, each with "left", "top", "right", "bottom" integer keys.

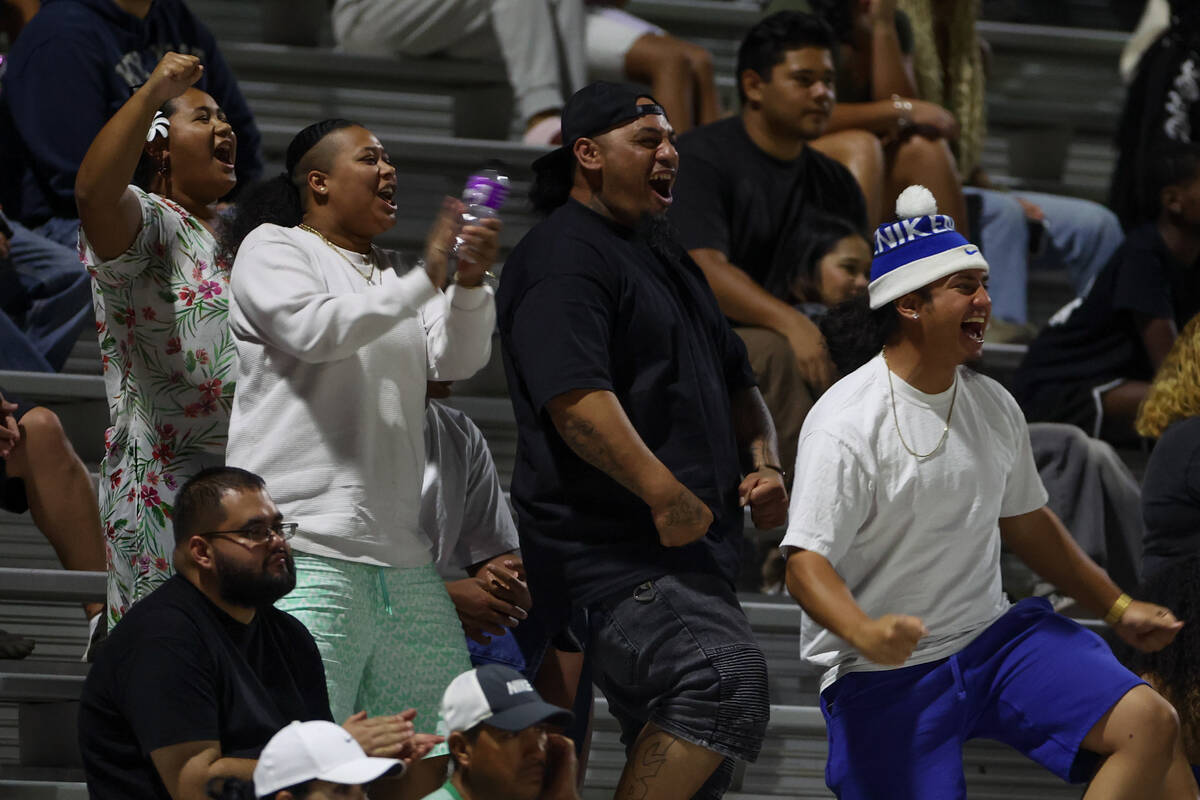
[{"left": 75, "top": 52, "right": 239, "bottom": 623}]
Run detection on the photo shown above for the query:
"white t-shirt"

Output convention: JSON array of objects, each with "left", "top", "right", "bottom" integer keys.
[
  {"left": 422, "top": 400, "right": 519, "bottom": 579},
  {"left": 781, "top": 353, "right": 1047, "bottom": 690}
]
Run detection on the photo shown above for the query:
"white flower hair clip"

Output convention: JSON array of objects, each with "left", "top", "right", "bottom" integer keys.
[{"left": 146, "top": 111, "right": 170, "bottom": 143}]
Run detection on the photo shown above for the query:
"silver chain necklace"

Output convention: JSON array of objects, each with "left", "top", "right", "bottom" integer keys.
[{"left": 882, "top": 349, "right": 957, "bottom": 459}]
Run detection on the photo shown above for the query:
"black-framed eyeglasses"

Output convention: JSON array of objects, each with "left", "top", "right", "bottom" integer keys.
[{"left": 196, "top": 521, "right": 298, "bottom": 545}]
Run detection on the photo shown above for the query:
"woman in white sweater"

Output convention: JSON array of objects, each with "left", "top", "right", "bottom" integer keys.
[{"left": 221, "top": 118, "right": 500, "bottom": 797}]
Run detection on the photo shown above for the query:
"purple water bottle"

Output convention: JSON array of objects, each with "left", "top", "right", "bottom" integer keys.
[{"left": 453, "top": 165, "right": 510, "bottom": 265}]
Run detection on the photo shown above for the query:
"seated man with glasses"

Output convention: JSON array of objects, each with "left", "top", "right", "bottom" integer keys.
[{"left": 79, "top": 466, "right": 428, "bottom": 800}]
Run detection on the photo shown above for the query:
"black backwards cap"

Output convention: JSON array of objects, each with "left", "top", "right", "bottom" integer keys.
[{"left": 531, "top": 82, "right": 666, "bottom": 180}]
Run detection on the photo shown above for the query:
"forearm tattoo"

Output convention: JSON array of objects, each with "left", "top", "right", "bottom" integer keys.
[{"left": 558, "top": 412, "right": 638, "bottom": 493}]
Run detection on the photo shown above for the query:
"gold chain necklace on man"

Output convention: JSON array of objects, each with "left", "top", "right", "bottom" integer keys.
[
  {"left": 297, "top": 223, "right": 377, "bottom": 285},
  {"left": 882, "top": 348, "right": 957, "bottom": 459}
]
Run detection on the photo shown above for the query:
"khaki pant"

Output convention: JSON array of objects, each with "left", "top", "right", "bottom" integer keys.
[{"left": 733, "top": 327, "right": 815, "bottom": 481}]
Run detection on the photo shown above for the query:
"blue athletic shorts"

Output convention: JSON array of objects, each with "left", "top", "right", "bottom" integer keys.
[{"left": 819, "top": 597, "right": 1145, "bottom": 799}]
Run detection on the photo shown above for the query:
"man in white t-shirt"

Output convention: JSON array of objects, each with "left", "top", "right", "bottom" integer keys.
[{"left": 782, "top": 185, "right": 1195, "bottom": 799}]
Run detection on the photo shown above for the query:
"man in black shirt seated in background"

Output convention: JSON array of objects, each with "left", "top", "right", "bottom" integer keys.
[
  {"left": 79, "top": 467, "right": 427, "bottom": 800},
  {"left": 668, "top": 11, "right": 867, "bottom": 473}
]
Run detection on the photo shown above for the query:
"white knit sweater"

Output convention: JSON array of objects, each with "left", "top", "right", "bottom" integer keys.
[{"left": 226, "top": 223, "right": 495, "bottom": 566}]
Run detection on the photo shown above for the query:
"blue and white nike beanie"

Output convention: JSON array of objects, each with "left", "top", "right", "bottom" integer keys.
[{"left": 867, "top": 185, "right": 989, "bottom": 310}]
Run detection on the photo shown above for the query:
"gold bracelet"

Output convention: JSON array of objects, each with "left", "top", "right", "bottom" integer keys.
[{"left": 1105, "top": 593, "right": 1133, "bottom": 626}]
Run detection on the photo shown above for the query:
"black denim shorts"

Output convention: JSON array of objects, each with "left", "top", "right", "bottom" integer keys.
[{"left": 587, "top": 571, "right": 769, "bottom": 795}]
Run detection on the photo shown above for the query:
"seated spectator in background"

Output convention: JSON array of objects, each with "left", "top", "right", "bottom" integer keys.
[
  {"left": 0, "top": 206, "right": 93, "bottom": 372},
  {"left": 330, "top": 0, "right": 585, "bottom": 144},
  {"left": 79, "top": 467, "right": 426, "bottom": 800},
  {"left": 0, "top": 0, "right": 261, "bottom": 244},
  {"left": 584, "top": 0, "right": 719, "bottom": 133},
  {"left": 1136, "top": 313, "right": 1200, "bottom": 582},
  {"left": 424, "top": 664, "right": 578, "bottom": 800},
  {"left": 895, "top": 0, "right": 1124, "bottom": 328},
  {"left": 1012, "top": 143, "right": 1200, "bottom": 444},
  {"left": 765, "top": 0, "right": 967, "bottom": 234},
  {"left": 670, "top": 11, "right": 867, "bottom": 473},
  {"left": 208, "top": 720, "right": 404, "bottom": 800},
  {"left": 423, "top": 380, "right": 531, "bottom": 670},
  {"left": 75, "top": 52, "right": 240, "bottom": 626},
  {"left": 1115, "top": 556, "right": 1200, "bottom": 789},
  {"left": 0, "top": 387, "right": 106, "bottom": 659},
  {"left": 0, "top": 3, "right": 95, "bottom": 372},
  {"left": 762, "top": 210, "right": 870, "bottom": 320},
  {"left": 423, "top": 382, "right": 594, "bottom": 770},
  {"left": 1112, "top": 0, "right": 1200, "bottom": 228}
]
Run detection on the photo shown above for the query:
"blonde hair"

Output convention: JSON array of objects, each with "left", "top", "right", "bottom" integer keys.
[
  {"left": 898, "top": 0, "right": 987, "bottom": 178},
  {"left": 1137, "top": 314, "right": 1200, "bottom": 438}
]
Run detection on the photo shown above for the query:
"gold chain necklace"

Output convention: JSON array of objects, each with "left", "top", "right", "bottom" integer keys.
[
  {"left": 882, "top": 349, "right": 957, "bottom": 459},
  {"left": 297, "top": 223, "right": 377, "bottom": 285}
]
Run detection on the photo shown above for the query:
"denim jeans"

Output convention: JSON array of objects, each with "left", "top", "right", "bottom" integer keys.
[
  {"left": 1, "top": 217, "right": 92, "bottom": 371},
  {"left": 968, "top": 188, "right": 1123, "bottom": 324}
]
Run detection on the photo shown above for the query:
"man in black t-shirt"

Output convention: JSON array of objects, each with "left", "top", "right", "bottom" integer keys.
[
  {"left": 1013, "top": 143, "right": 1200, "bottom": 443},
  {"left": 499, "top": 82, "right": 788, "bottom": 799},
  {"left": 669, "top": 11, "right": 867, "bottom": 473},
  {"left": 79, "top": 467, "right": 426, "bottom": 800}
]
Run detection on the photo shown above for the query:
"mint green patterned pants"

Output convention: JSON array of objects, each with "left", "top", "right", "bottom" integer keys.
[{"left": 277, "top": 554, "right": 471, "bottom": 753}]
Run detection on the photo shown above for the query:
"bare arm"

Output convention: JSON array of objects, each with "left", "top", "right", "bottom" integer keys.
[
  {"left": 785, "top": 549, "right": 927, "bottom": 665},
  {"left": 868, "top": 0, "right": 918, "bottom": 99},
  {"left": 150, "top": 741, "right": 255, "bottom": 800},
  {"left": 731, "top": 386, "right": 788, "bottom": 528},
  {"left": 999, "top": 506, "right": 1182, "bottom": 651},
  {"left": 1137, "top": 315, "right": 1177, "bottom": 372},
  {"left": 689, "top": 248, "right": 834, "bottom": 391},
  {"left": 76, "top": 52, "right": 204, "bottom": 262},
  {"left": 546, "top": 388, "right": 713, "bottom": 547}
]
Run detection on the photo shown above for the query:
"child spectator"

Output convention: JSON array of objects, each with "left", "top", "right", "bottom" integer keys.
[
  {"left": 1136, "top": 314, "right": 1200, "bottom": 581},
  {"left": 763, "top": 211, "right": 871, "bottom": 320},
  {"left": 1013, "top": 143, "right": 1200, "bottom": 443}
]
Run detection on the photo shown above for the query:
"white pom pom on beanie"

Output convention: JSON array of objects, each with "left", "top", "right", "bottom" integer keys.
[{"left": 867, "top": 185, "right": 989, "bottom": 310}]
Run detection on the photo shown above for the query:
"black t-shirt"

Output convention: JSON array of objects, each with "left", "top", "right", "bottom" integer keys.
[
  {"left": 497, "top": 200, "right": 758, "bottom": 621},
  {"left": 79, "top": 575, "right": 332, "bottom": 800},
  {"left": 1014, "top": 224, "right": 1197, "bottom": 399},
  {"left": 668, "top": 116, "right": 867, "bottom": 290},
  {"left": 1142, "top": 416, "right": 1200, "bottom": 580}
]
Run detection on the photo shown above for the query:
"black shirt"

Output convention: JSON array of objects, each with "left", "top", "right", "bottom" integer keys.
[
  {"left": 1142, "top": 416, "right": 1200, "bottom": 581},
  {"left": 79, "top": 575, "right": 332, "bottom": 800},
  {"left": 669, "top": 117, "right": 867, "bottom": 289},
  {"left": 1014, "top": 224, "right": 1198, "bottom": 401},
  {"left": 497, "top": 200, "right": 758, "bottom": 619}
]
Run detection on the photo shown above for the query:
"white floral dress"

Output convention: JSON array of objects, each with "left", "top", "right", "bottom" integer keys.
[{"left": 81, "top": 187, "right": 237, "bottom": 624}]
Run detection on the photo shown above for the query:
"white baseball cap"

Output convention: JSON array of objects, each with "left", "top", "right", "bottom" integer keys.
[
  {"left": 253, "top": 720, "right": 403, "bottom": 797},
  {"left": 441, "top": 664, "right": 573, "bottom": 734}
]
